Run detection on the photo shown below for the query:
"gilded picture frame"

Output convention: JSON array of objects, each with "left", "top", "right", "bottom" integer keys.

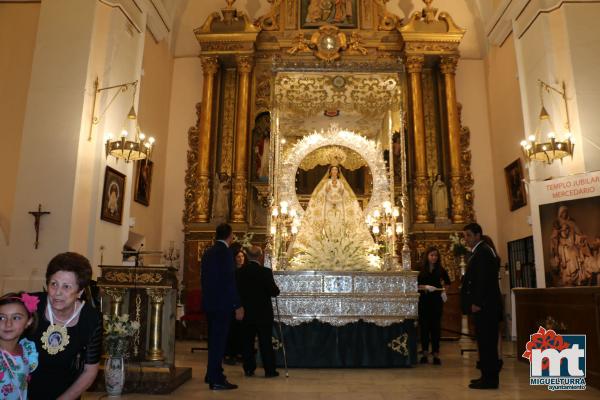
[
  {"left": 504, "top": 158, "right": 527, "bottom": 211},
  {"left": 101, "top": 166, "right": 126, "bottom": 225}
]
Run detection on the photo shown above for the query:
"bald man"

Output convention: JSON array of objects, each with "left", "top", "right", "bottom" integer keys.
[{"left": 237, "top": 245, "right": 280, "bottom": 378}]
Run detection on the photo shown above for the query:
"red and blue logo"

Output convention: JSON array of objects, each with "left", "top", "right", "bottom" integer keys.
[{"left": 522, "top": 326, "right": 586, "bottom": 391}]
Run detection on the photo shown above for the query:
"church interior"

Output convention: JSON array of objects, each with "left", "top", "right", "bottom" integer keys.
[{"left": 1, "top": 0, "right": 600, "bottom": 397}]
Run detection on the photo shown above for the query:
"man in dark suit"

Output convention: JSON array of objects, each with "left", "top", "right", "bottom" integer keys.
[
  {"left": 461, "top": 222, "right": 502, "bottom": 389},
  {"left": 237, "top": 245, "right": 280, "bottom": 378},
  {"left": 201, "top": 223, "right": 244, "bottom": 390}
]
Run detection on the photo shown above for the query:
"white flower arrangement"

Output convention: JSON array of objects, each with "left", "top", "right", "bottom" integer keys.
[
  {"left": 103, "top": 314, "right": 140, "bottom": 357},
  {"left": 449, "top": 232, "right": 469, "bottom": 257}
]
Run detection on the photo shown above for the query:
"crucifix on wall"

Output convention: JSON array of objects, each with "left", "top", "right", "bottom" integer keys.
[{"left": 28, "top": 204, "right": 50, "bottom": 249}]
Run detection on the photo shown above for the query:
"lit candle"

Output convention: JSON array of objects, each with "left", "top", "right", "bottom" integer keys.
[
  {"left": 270, "top": 226, "right": 276, "bottom": 235},
  {"left": 393, "top": 207, "right": 400, "bottom": 217},
  {"left": 372, "top": 225, "right": 380, "bottom": 234},
  {"left": 272, "top": 207, "right": 279, "bottom": 217},
  {"left": 396, "top": 223, "right": 403, "bottom": 234}
]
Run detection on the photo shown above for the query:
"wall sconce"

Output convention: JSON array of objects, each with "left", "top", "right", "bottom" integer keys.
[
  {"left": 89, "top": 77, "right": 155, "bottom": 162},
  {"left": 520, "top": 80, "right": 574, "bottom": 164}
]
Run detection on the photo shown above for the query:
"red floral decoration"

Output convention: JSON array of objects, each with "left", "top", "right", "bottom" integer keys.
[{"left": 522, "top": 326, "right": 570, "bottom": 370}]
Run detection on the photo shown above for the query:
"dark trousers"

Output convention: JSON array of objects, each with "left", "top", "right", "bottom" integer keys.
[
  {"left": 225, "top": 317, "right": 243, "bottom": 358},
  {"left": 419, "top": 297, "right": 443, "bottom": 354},
  {"left": 474, "top": 310, "right": 500, "bottom": 383},
  {"left": 242, "top": 321, "right": 276, "bottom": 374},
  {"left": 206, "top": 311, "right": 231, "bottom": 384}
]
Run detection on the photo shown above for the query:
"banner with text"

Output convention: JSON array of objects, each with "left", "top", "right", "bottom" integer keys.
[{"left": 529, "top": 171, "right": 600, "bottom": 288}]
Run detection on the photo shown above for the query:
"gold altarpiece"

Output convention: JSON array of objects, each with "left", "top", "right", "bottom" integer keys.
[{"left": 184, "top": 1, "right": 475, "bottom": 331}]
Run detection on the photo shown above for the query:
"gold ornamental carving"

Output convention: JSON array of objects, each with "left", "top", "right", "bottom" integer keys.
[
  {"left": 133, "top": 293, "right": 142, "bottom": 357},
  {"left": 375, "top": 0, "right": 402, "bottom": 31},
  {"left": 201, "top": 56, "right": 219, "bottom": 74},
  {"left": 220, "top": 69, "right": 236, "bottom": 176},
  {"left": 237, "top": 55, "right": 254, "bottom": 73},
  {"left": 348, "top": 32, "right": 368, "bottom": 55},
  {"left": 254, "top": 65, "right": 272, "bottom": 113},
  {"left": 285, "top": 0, "right": 298, "bottom": 30},
  {"left": 400, "top": 0, "right": 465, "bottom": 38},
  {"left": 440, "top": 55, "right": 459, "bottom": 75},
  {"left": 387, "top": 333, "right": 409, "bottom": 355},
  {"left": 231, "top": 176, "right": 248, "bottom": 222},
  {"left": 458, "top": 104, "right": 475, "bottom": 222},
  {"left": 405, "top": 54, "right": 424, "bottom": 74},
  {"left": 404, "top": 41, "right": 459, "bottom": 55},
  {"left": 255, "top": 0, "right": 281, "bottom": 31},
  {"left": 310, "top": 25, "right": 347, "bottom": 61},
  {"left": 414, "top": 176, "right": 430, "bottom": 223},
  {"left": 104, "top": 271, "right": 163, "bottom": 285},
  {"left": 299, "top": 146, "right": 366, "bottom": 171},
  {"left": 422, "top": 71, "right": 439, "bottom": 180},
  {"left": 450, "top": 176, "right": 465, "bottom": 224},
  {"left": 184, "top": 103, "right": 201, "bottom": 226},
  {"left": 274, "top": 73, "right": 401, "bottom": 118},
  {"left": 196, "top": 174, "right": 211, "bottom": 223},
  {"left": 104, "top": 287, "right": 126, "bottom": 302},
  {"left": 287, "top": 33, "right": 311, "bottom": 55}
]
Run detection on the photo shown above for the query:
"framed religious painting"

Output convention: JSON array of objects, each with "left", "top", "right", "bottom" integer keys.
[
  {"left": 101, "top": 166, "right": 126, "bottom": 225},
  {"left": 301, "top": 0, "right": 358, "bottom": 29},
  {"left": 134, "top": 159, "right": 153, "bottom": 206},
  {"left": 504, "top": 158, "right": 527, "bottom": 211}
]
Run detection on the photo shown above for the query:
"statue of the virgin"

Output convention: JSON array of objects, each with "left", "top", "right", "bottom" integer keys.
[{"left": 289, "top": 164, "right": 380, "bottom": 271}]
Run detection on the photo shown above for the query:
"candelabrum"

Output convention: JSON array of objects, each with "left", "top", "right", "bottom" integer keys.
[
  {"left": 163, "top": 241, "right": 180, "bottom": 269},
  {"left": 366, "top": 201, "right": 402, "bottom": 271},
  {"left": 270, "top": 201, "right": 300, "bottom": 270}
]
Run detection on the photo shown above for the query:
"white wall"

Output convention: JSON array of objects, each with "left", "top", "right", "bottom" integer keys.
[{"left": 455, "top": 59, "right": 499, "bottom": 242}]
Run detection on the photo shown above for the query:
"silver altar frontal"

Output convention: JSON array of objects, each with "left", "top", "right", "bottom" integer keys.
[{"left": 273, "top": 270, "right": 419, "bottom": 327}]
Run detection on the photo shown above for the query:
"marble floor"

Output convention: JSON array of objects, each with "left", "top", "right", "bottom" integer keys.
[{"left": 84, "top": 340, "right": 598, "bottom": 399}]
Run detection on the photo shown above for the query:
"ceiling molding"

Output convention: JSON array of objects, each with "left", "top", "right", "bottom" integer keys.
[
  {"left": 98, "top": 0, "right": 144, "bottom": 33},
  {"left": 146, "top": 0, "right": 172, "bottom": 42},
  {"left": 485, "top": 0, "right": 529, "bottom": 46}
]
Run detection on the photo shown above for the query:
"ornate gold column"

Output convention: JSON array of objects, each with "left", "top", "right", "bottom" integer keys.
[
  {"left": 104, "top": 287, "right": 126, "bottom": 316},
  {"left": 406, "top": 54, "right": 430, "bottom": 223},
  {"left": 231, "top": 55, "right": 254, "bottom": 223},
  {"left": 196, "top": 56, "right": 220, "bottom": 223},
  {"left": 146, "top": 288, "right": 166, "bottom": 361},
  {"left": 440, "top": 55, "right": 464, "bottom": 224}
]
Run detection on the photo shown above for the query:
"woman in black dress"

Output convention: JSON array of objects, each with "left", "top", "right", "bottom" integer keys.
[
  {"left": 224, "top": 249, "right": 248, "bottom": 364},
  {"left": 418, "top": 246, "right": 450, "bottom": 365},
  {"left": 28, "top": 252, "right": 102, "bottom": 399}
]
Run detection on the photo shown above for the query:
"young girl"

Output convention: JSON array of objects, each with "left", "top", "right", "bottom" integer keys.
[
  {"left": 417, "top": 247, "right": 451, "bottom": 365},
  {"left": 0, "top": 292, "right": 39, "bottom": 400}
]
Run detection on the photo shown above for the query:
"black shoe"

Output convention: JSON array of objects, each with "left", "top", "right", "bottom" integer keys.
[
  {"left": 433, "top": 357, "right": 441, "bottom": 365},
  {"left": 244, "top": 370, "right": 255, "bottom": 377},
  {"left": 209, "top": 381, "right": 238, "bottom": 390},
  {"left": 419, "top": 356, "right": 428, "bottom": 364},
  {"left": 469, "top": 380, "right": 498, "bottom": 389},
  {"left": 470, "top": 377, "right": 482, "bottom": 384},
  {"left": 265, "top": 371, "right": 279, "bottom": 378}
]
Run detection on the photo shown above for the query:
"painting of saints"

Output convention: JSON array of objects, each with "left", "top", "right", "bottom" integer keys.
[{"left": 302, "top": 0, "right": 356, "bottom": 28}]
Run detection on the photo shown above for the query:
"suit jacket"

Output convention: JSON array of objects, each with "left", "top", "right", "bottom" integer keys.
[
  {"left": 460, "top": 242, "right": 501, "bottom": 315},
  {"left": 236, "top": 260, "right": 280, "bottom": 324},
  {"left": 200, "top": 241, "right": 240, "bottom": 313}
]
